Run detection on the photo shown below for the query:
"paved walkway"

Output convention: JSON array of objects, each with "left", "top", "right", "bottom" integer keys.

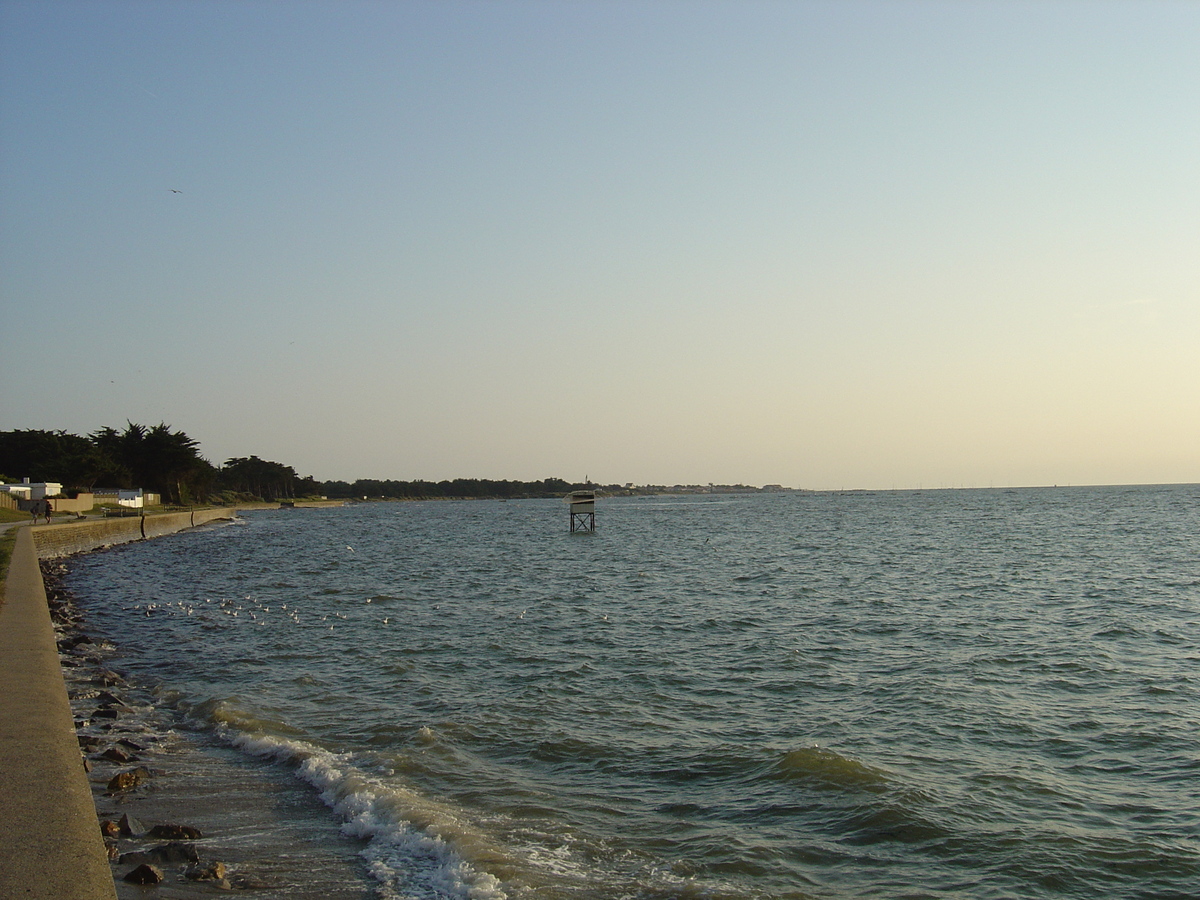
[{"left": 0, "top": 525, "right": 117, "bottom": 900}]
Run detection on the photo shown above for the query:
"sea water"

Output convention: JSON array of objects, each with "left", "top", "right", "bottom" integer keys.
[{"left": 64, "top": 487, "right": 1200, "bottom": 899}]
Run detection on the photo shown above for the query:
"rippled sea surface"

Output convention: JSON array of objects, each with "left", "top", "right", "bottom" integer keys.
[{"left": 66, "top": 487, "right": 1200, "bottom": 899}]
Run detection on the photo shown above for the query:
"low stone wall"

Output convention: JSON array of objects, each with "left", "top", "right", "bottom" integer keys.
[
  {"left": 31, "top": 508, "right": 239, "bottom": 558},
  {"left": 144, "top": 508, "right": 237, "bottom": 541},
  {"left": 48, "top": 495, "right": 94, "bottom": 515}
]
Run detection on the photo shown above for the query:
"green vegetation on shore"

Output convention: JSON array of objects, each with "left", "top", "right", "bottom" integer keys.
[
  {"left": 2, "top": 425, "right": 794, "bottom": 505},
  {"left": 1, "top": 424, "right": 209, "bottom": 505},
  {"left": 0, "top": 524, "right": 18, "bottom": 602}
]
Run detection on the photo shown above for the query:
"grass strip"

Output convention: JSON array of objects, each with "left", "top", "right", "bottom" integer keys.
[{"left": 0, "top": 526, "right": 18, "bottom": 607}]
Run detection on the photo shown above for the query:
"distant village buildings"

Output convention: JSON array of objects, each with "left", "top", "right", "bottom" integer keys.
[
  {"left": 0, "top": 479, "right": 160, "bottom": 513},
  {"left": 106, "top": 488, "right": 157, "bottom": 508},
  {"left": 80, "top": 488, "right": 162, "bottom": 508},
  {"left": 0, "top": 479, "right": 63, "bottom": 500}
]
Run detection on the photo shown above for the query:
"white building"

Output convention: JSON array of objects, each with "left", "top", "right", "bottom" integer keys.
[
  {"left": 117, "top": 489, "right": 144, "bottom": 508},
  {"left": 0, "top": 480, "right": 63, "bottom": 500}
]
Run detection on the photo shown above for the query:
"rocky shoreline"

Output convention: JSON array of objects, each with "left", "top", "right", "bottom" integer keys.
[
  {"left": 44, "top": 559, "right": 262, "bottom": 895},
  {"left": 43, "top": 559, "right": 375, "bottom": 899}
]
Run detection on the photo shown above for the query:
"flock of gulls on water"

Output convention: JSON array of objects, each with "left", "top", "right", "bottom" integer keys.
[
  {"left": 135, "top": 594, "right": 394, "bottom": 631},
  {"left": 124, "top": 542, "right": 405, "bottom": 629}
]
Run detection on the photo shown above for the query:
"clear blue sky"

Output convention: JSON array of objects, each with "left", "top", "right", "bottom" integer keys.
[{"left": 2, "top": 0, "right": 1197, "bottom": 489}]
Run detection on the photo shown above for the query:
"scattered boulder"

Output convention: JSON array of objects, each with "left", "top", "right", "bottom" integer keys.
[
  {"left": 117, "top": 737, "right": 146, "bottom": 752},
  {"left": 120, "top": 841, "right": 199, "bottom": 866},
  {"left": 228, "top": 872, "right": 269, "bottom": 889},
  {"left": 58, "top": 634, "right": 93, "bottom": 651},
  {"left": 123, "top": 863, "right": 164, "bottom": 885},
  {"left": 100, "top": 746, "right": 136, "bottom": 764},
  {"left": 92, "top": 707, "right": 120, "bottom": 720},
  {"left": 118, "top": 813, "right": 144, "bottom": 837},
  {"left": 107, "top": 766, "right": 150, "bottom": 792},
  {"left": 186, "top": 861, "right": 227, "bottom": 882},
  {"left": 100, "top": 820, "right": 120, "bottom": 838},
  {"left": 77, "top": 735, "right": 103, "bottom": 751},
  {"left": 146, "top": 823, "right": 203, "bottom": 840},
  {"left": 104, "top": 840, "right": 120, "bottom": 861}
]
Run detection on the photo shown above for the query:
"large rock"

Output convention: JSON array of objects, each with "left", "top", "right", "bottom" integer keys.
[
  {"left": 122, "top": 863, "right": 164, "bottom": 885},
  {"left": 57, "top": 634, "right": 93, "bottom": 651},
  {"left": 186, "top": 861, "right": 227, "bottom": 881},
  {"left": 228, "top": 872, "right": 270, "bottom": 890},
  {"left": 146, "top": 823, "right": 203, "bottom": 840},
  {"left": 120, "top": 842, "right": 199, "bottom": 865},
  {"left": 118, "top": 812, "right": 144, "bottom": 837},
  {"left": 100, "top": 746, "right": 136, "bottom": 764},
  {"left": 107, "top": 766, "right": 151, "bottom": 792}
]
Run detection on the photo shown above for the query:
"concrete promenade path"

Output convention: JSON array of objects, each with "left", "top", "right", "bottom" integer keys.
[{"left": 0, "top": 524, "right": 117, "bottom": 899}]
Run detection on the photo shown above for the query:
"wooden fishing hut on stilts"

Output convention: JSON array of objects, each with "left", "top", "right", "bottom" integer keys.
[{"left": 566, "top": 490, "right": 595, "bottom": 533}]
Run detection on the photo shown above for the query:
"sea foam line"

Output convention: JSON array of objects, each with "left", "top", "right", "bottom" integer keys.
[{"left": 216, "top": 725, "right": 508, "bottom": 900}]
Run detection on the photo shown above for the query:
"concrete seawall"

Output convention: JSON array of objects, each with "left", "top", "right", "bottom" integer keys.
[
  {"left": 0, "top": 527, "right": 118, "bottom": 900},
  {"left": 0, "top": 509, "right": 238, "bottom": 899},
  {"left": 31, "top": 507, "right": 238, "bottom": 558}
]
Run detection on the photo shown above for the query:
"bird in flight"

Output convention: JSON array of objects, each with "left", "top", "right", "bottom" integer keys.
[{"left": 170, "top": 189, "right": 182, "bottom": 193}]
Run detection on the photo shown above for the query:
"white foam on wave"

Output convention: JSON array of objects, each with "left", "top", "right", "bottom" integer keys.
[
  {"left": 217, "top": 725, "right": 508, "bottom": 900},
  {"left": 194, "top": 515, "right": 249, "bottom": 532}
]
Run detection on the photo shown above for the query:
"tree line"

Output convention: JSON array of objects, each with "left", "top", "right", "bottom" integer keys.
[
  {"left": 321, "top": 476, "right": 580, "bottom": 500},
  {"left": 0, "top": 424, "right": 212, "bottom": 504},
  {"left": 0, "top": 425, "right": 593, "bottom": 504}
]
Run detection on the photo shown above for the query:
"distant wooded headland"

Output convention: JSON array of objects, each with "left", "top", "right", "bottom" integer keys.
[{"left": 0, "top": 425, "right": 798, "bottom": 505}]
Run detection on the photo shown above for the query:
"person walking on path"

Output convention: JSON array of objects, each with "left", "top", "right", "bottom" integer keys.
[{"left": 42, "top": 498, "right": 53, "bottom": 524}]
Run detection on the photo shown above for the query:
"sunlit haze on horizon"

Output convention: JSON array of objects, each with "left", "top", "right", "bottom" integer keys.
[{"left": 2, "top": 0, "right": 1197, "bottom": 490}]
